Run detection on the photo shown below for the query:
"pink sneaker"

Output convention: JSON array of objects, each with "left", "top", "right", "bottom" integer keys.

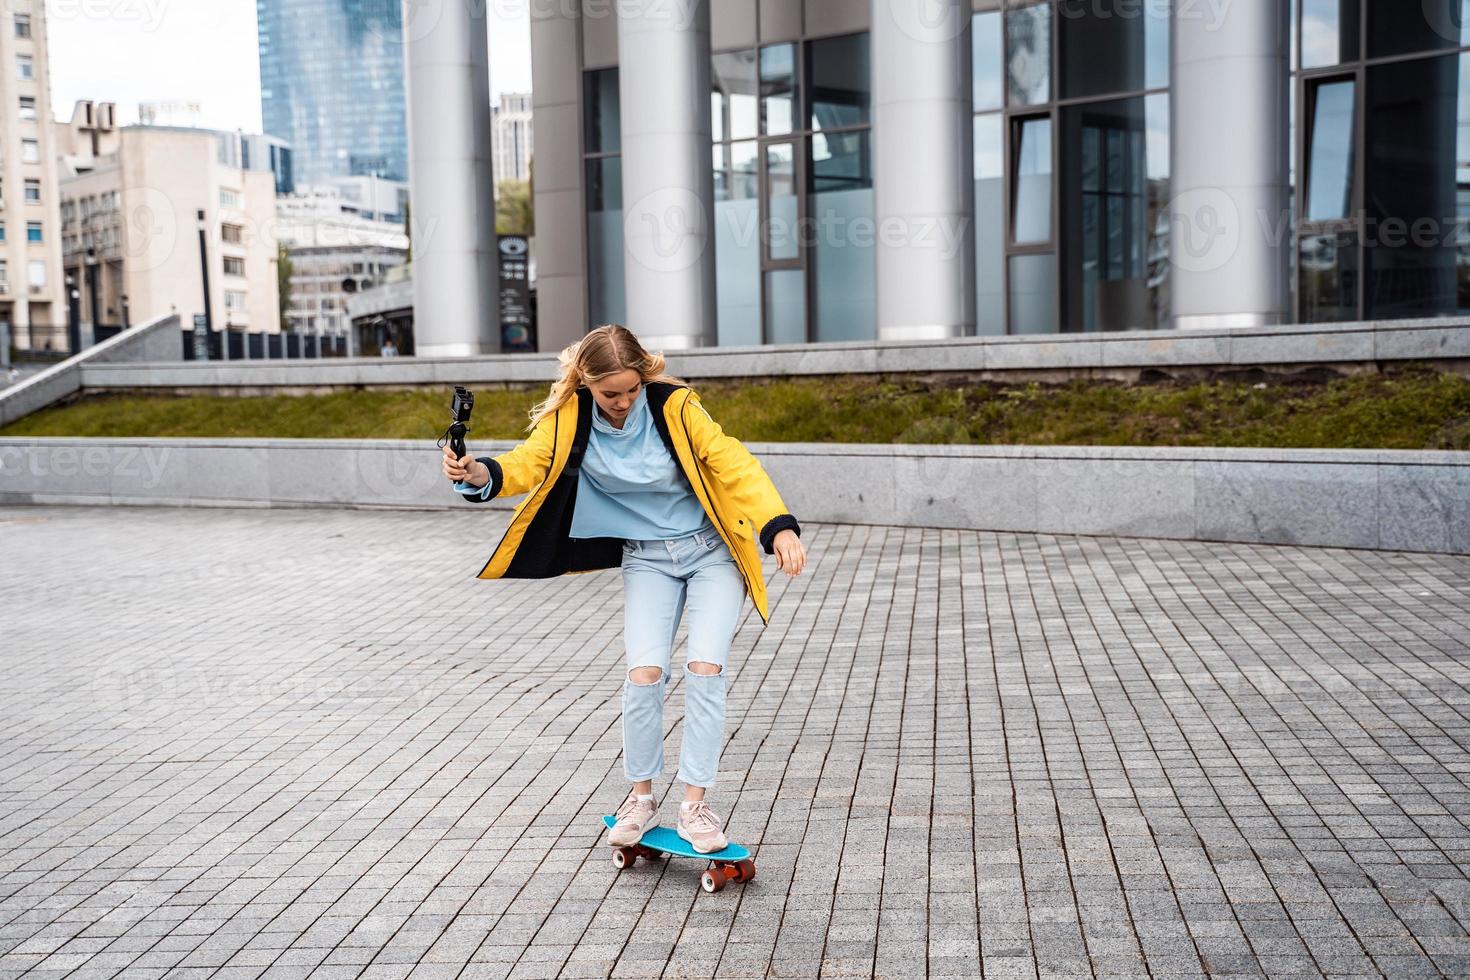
[
  {"left": 608, "top": 790, "right": 658, "bottom": 846},
  {"left": 676, "top": 800, "right": 728, "bottom": 853}
]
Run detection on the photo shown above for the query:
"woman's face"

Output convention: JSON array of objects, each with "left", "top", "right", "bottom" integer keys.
[{"left": 590, "top": 368, "right": 643, "bottom": 422}]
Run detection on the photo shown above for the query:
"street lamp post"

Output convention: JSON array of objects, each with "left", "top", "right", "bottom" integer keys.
[
  {"left": 84, "top": 247, "right": 99, "bottom": 342},
  {"left": 65, "top": 273, "right": 80, "bottom": 355},
  {"left": 196, "top": 208, "right": 217, "bottom": 359}
]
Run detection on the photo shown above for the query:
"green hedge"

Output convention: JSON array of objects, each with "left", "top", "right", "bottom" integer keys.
[{"left": 3, "top": 368, "right": 1467, "bottom": 450}]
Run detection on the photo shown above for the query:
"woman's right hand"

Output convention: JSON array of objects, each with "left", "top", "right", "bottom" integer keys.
[{"left": 442, "top": 445, "right": 490, "bottom": 487}]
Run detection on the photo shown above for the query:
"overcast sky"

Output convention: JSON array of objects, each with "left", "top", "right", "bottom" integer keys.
[{"left": 44, "top": 0, "right": 533, "bottom": 131}]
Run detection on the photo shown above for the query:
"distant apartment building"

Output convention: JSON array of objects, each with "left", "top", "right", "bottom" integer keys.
[
  {"left": 257, "top": 0, "right": 408, "bottom": 185},
  {"left": 273, "top": 177, "right": 409, "bottom": 340},
  {"left": 0, "top": 0, "right": 67, "bottom": 353},
  {"left": 493, "top": 92, "right": 533, "bottom": 190},
  {"left": 54, "top": 102, "right": 282, "bottom": 348}
]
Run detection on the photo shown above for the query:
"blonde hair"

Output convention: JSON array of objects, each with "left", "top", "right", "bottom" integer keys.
[{"left": 525, "top": 324, "right": 688, "bottom": 431}]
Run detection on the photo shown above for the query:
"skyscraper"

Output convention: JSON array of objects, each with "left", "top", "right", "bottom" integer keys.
[{"left": 256, "top": 0, "right": 407, "bottom": 186}]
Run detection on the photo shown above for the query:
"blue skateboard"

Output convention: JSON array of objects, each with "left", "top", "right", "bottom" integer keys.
[{"left": 602, "top": 814, "right": 756, "bottom": 893}]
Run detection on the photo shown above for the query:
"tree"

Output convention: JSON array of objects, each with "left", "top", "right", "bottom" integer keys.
[
  {"left": 277, "top": 241, "right": 293, "bottom": 331},
  {"left": 496, "top": 178, "right": 534, "bottom": 236}
]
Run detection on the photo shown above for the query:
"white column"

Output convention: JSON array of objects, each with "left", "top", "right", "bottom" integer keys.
[
  {"left": 404, "top": 0, "right": 500, "bottom": 356},
  {"left": 529, "top": 2, "right": 589, "bottom": 352},
  {"left": 872, "top": 0, "right": 975, "bottom": 340},
  {"left": 1170, "top": 1, "right": 1290, "bottom": 329},
  {"left": 616, "top": 0, "right": 716, "bottom": 349}
]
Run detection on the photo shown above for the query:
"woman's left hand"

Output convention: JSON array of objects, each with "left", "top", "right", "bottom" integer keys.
[{"left": 773, "top": 529, "right": 806, "bottom": 577}]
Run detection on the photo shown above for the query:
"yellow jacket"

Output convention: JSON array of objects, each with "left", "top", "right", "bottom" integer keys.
[{"left": 459, "top": 381, "right": 800, "bottom": 626}]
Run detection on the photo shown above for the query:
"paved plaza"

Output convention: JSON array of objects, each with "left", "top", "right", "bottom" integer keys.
[{"left": 2, "top": 504, "right": 1470, "bottom": 979}]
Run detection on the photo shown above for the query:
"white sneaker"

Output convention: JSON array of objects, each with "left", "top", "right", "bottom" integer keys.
[
  {"left": 608, "top": 790, "right": 658, "bottom": 846},
  {"left": 676, "top": 799, "right": 728, "bottom": 853}
]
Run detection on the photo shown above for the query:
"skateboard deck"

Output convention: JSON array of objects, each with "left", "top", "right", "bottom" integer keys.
[{"left": 602, "top": 814, "right": 755, "bottom": 892}]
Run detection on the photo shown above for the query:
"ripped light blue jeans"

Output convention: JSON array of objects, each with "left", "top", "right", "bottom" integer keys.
[{"left": 621, "top": 525, "right": 744, "bottom": 788}]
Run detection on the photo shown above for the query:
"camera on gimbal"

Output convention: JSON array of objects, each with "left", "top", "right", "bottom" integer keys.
[{"left": 438, "top": 385, "right": 474, "bottom": 463}]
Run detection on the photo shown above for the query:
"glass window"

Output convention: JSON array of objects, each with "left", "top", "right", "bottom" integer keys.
[
  {"left": 21, "top": 139, "right": 37, "bottom": 164},
  {"left": 1144, "top": 0, "right": 1169, "bottom": 90},
  {"left": 17, "top": 95, "right": 34, "bottom": 120},
  {"left": 14, "top": 14, "right": 30, "bottom": 38},
  {"left": 808, "top": 33, "right": 869, "bottom": 131},
  {"left": 760, "top": 44, "right": 798, "bottom": 136},
  {"left": 1007, "top": 2, "right": 1051, "bottom": 107},
  {"left": 714, "top": 141, "right": 761, "bottom": 346},
  {"left": 1145, "top": 93, "right": 1170, "bottom": 330},
  {"left": 712, "top": 51, "right": 758, "bottom": 142},
  {"left": 28, "top": 259, "right": 44, "bottom": 287},
  {"left": 973, "top": 11, "right": 1003, "bottom": 111},
  {"left": 584, "top": 69, "right": 621, "bottom": 154},
  {"left": 1302, "top": 0, "right": 1361, "bottom": 68},
  {"left": 1009, "top": 253, "right": 1058, "bottom": 332},
  {"left": 809, "top": 130, "right": 874, "bottom": 342},
  {"left": 765, "top": 269, "right": 806, "bottom": 343},
  {"left": 1300, "top": 232, "right": 1358, "bottom": 322},
  {"left": 1062, "top": 97, "right": 1155, "bottom": 331},
  {"left": 24, "top": 179, "right": 38, "bottom": 202},
  {"left": 585, "top": 156, "right": 625, "bottom": 325},
  {"left": 764, "top": 142, "right": 799, "bottom": 261},
  {"left": 974, "top": 113, "right": 1006, "bottom": 334},
  {"left": 1059, "top": 0, "right": 1169, "bottom": 99},
  {"left": 26, "top": 220, "right": 41, "bottom": 243},
  {"left": 1364, "top": 51, "right": 1470, "bottom": 318},
  {"left": 16, "top": 54, "right": 32, "bottom": 80},
  {"left": 1013, "top": 116, "right": 1052, "bottom": 244},
  {"left": 1367, "top": 0, "right": 1469, "bottom": 59},
  {"left": 1305, "top": 79, "right": 1355, "bottom": 222}
]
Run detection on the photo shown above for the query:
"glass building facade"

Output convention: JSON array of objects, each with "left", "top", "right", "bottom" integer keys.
[
  {"left": 256, "top": 0, "right": 408, "bottom": 186},
  {"left": 561, "top": 0, "right": 1470, "bottom": 347},
  {"left": 974, "top": 0, "right": 1171, "bottom": 334},
  {"left": 1294, "top": 0, "right": 1470, "bottom": 321}
]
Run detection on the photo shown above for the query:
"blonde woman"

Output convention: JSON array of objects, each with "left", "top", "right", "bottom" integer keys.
[{"left": 441, "top": 325, "right": 806, "bottom": 853}]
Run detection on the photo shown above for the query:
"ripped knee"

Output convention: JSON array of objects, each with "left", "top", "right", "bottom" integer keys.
[
  {"left": 687, "top": 661, "right": 723, "bottom": 676},
  {"left": 627, "top": 666, "right": 664, "bottom": 685}
]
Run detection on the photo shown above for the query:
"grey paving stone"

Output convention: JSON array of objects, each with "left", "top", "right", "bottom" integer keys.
[{"left": 2, "top": 507, "right": 1470, "bottom": 978}]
